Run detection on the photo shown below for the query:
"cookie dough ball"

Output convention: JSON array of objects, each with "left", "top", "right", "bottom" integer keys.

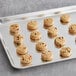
[
  {"left": 60, "top": 14, "right": 70, "bottom": 24},
  {"left": 10, "top": 24, "right": 20, "bottom": 35},
  {"left": 60, "top": 47, "right": 71, "bottom": 58},
  {"left": 30, "top": 31, "right": 41, "bottom": 42},
  {"left": 14, "top": 34, "right": 24, "bottom": 46},
  {"left": 21, "top": 54, "right": 32, "bottom": 65},
  {"left": 16, "top": 44, "right": 28, "bottom": 55},
  {"left": 36, "top": 42, "right": 47, "bottom": 52},
  {"left": 48, "top": 26, "right": 58, "bottom": 38},
  {"left": 54, "top": 37, "right": 66, "bottom": 48},
  {"left": 41, "top": 51, "right": 53, "bottom": 61},
  {"left": 69, "top": 24, "right": 76, "bottom": 35},
  {"left": 27, "top": 21, "right": 38, "bottom": 31},
  {"left": 44, "top": 18, "right": 54, "bottom": 29}
]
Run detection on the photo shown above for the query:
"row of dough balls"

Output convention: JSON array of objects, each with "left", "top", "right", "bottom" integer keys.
[
  {"left": 27, "top": 14, "right": 76, "bottom": 35},
  {"left": 27, "top": 21, "right": 53, "bottom": 61},
  {"left": 10, "top": 24, "right": 32, "bottom": 66},
  {"left": 27, "top": 19, "right": 54, "bottom": 61}
]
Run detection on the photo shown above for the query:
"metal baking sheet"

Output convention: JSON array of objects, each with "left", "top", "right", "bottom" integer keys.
[{"left": 0, "top": 6, "right": 76, "bottom": 69}]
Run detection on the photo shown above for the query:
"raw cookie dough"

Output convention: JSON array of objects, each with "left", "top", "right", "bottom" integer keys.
[
  {"left": 41, "top": 51, "right": 53, "bottom": 61},
  {"left": 21, "top": 54, "right": 32, "bottom": 65},
  {"left": 60, "top": 47, "right": 71, "bottom": 58},
  {"left": 44, "top": 18, "right": 54, "bottom": 29},
  {"left": 36, "top": 42, "right": 47, "bottom": 52},
  {"left": 10, "top": 24, "right": 20, "bottom": 35},
  {"left": 30, "top": 31, "right": 41, "bottom": 42},
  {"left": 48, "top": 26, "right": 58, "bottom": 38},
  {"left": 27, "top": 21, "right": 38, "bottom": 31},
  {"left": 14, "top": 34, "right": 24, "bottom": 46},
  {"left": 69, "top": 24, "right": 76, "bottom": 35},
  {"left": 54, "top": 36, "right": 66, "bottom": 48},
  {"left": 60, "top": 14, "right": 70, "bottom": 24},
  {"left": 16, "top": 44, "right": 28, "bottom": 55}
]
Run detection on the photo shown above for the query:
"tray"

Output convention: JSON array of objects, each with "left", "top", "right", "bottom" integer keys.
[{"left": 0, "top": 6, "right": 76, "bottom": 69}]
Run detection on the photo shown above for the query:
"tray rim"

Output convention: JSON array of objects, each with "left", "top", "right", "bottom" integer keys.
[
  {"left": 0, "top": 5, "right": 76, "bottom": 24},
  {"left": 0, "top": 5, "right": 76, "bottom": 69}
]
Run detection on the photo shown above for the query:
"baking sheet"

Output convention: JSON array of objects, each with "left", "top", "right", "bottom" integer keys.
[{"left": 0, "top": 6, "right": 76, "bottom": 69}]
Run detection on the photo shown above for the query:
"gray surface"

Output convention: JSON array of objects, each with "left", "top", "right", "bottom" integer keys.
[{"left": 0, "top": 0, "right": 76, "bottom": 76}]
